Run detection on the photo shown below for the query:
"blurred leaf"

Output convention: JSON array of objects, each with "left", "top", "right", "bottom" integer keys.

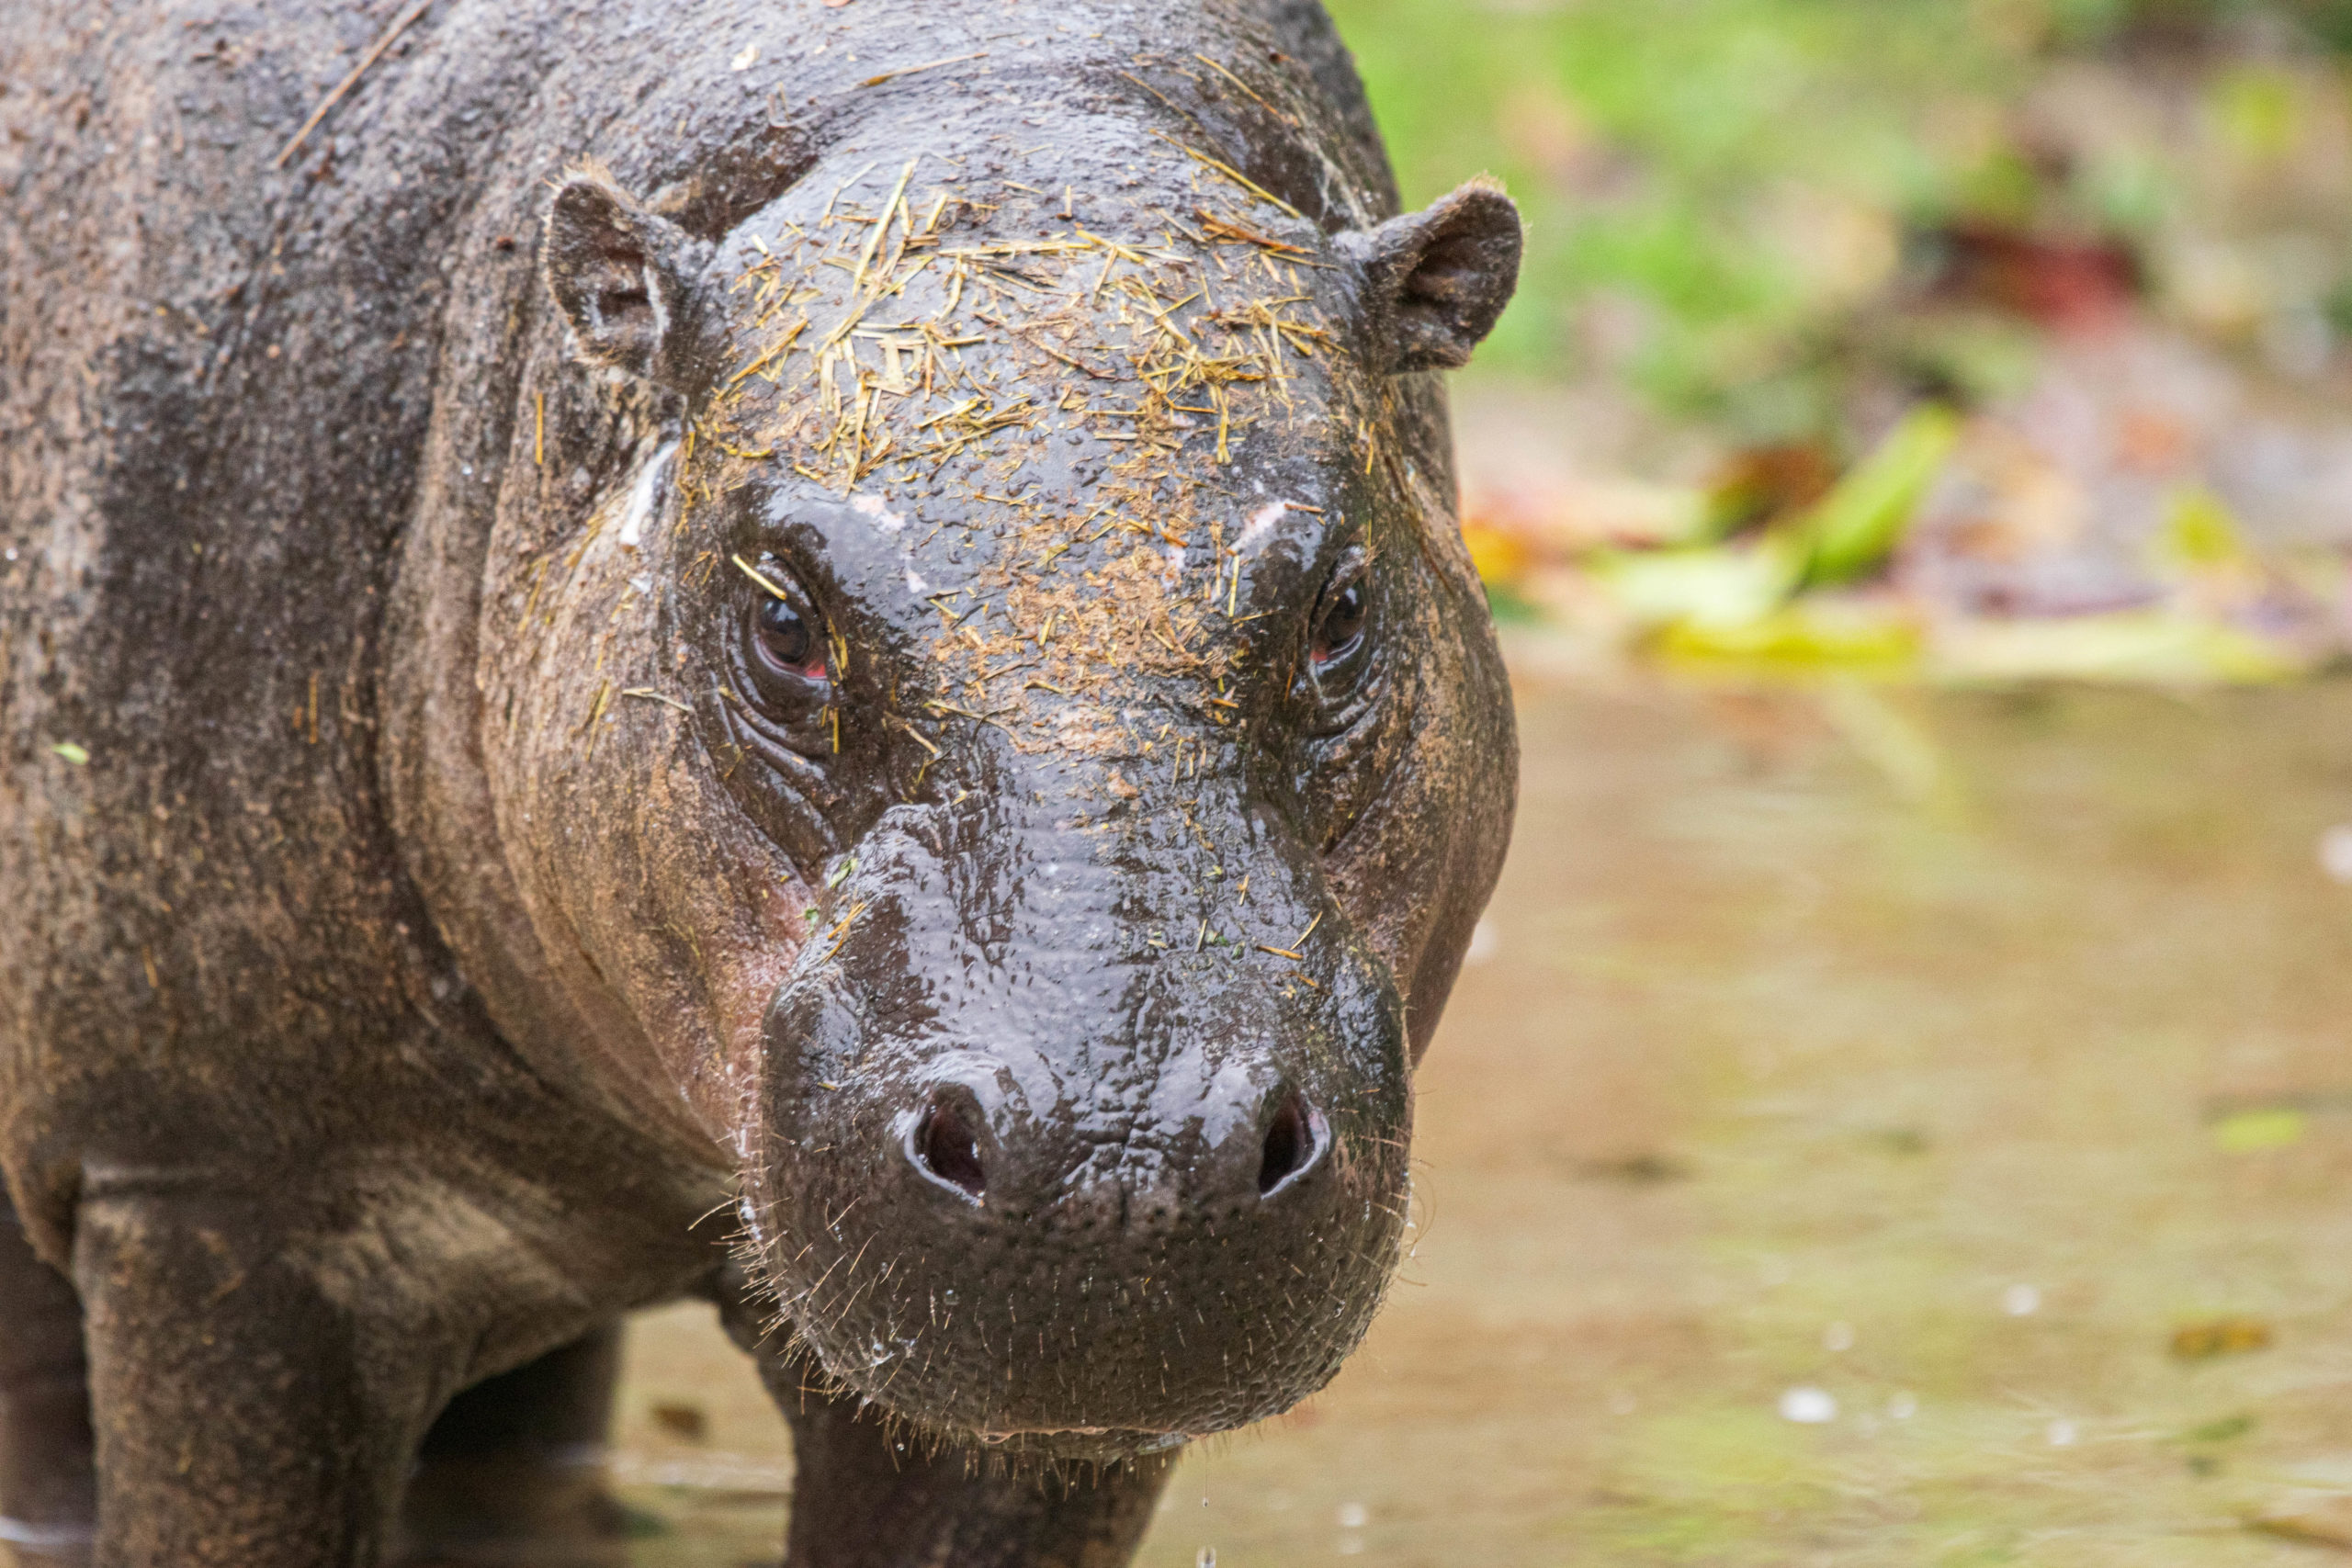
[
  {"left": 2249, "top": 1511, "right": 2352, "bottom": 1549},
  {"left": 2211, "top": 64, "right": 2302, "bottom": 159},
  {"left": 2156, "top": 486, "right": 2252, "bottom": 570},
  {"left": 2211, "top": 1107, "right": 2308, "bottom": 1152},
  {"left": 1786, "top": 404, "right": 1963, "bottom": 586},
  {"left": 1464, "top": 522, "right": 1534, "bottom": 588},
  {"left": 47, "top": 741, "right": 88, "bottom": 766},
  {"left": 1589, "top": 545, "right": 1797, "bottom": 628},
  {"left": 650, "top": 1401, "right": 709, "bottom": 1442},
  {"left": 1652, "top": 601, "right": 1924, "bottom": 675},
  {"left": 2172, "top": 1317, "right": 2276, "bottom": 1358},
  {"left": 1931, "top": 612, "right": 2303, "bottom": 683},
  {"left": 1952, "top": 146, "right": 2046, "bottom": 230},
  {"left": 1483, "top": 581, "right": 1549, "bottom": 626},
  {"left": 1881, "top": 312, "right": 2046, "bottom": 405},
  {"left": 1704, "top": 442, "right": 1839, "bottom": 539},
  {"left": 1579, "top": 1153, "right": 1693, "bottom": 1183}
]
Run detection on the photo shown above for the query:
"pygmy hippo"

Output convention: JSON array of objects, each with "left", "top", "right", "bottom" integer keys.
[{"left": 0, "top": 0, "right": 1521, "bottom": 1562}]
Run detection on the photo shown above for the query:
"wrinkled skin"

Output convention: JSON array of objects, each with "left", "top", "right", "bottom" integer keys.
[{"left": 0, "top": 2, "right": 1518, "bottom": 1564}]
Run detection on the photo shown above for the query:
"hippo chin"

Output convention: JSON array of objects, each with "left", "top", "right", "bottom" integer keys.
[{"left": 0, "top": 0, "right": 1519, "bottom": 1562}]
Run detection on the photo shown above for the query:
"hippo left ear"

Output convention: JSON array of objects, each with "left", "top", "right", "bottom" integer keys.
[
  {"left": 542, "top": 169, "right": 713, "bottom": 388},
  {"left": 1343, "top": 176, "right": 1523, "bottom": 375}
]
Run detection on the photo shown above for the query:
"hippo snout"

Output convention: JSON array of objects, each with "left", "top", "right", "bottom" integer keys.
[{"left": 741, "top": 820, "right": 1411, "bottom": 1461}]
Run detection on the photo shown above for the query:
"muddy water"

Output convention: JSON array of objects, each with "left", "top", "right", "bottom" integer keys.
[{"left": 610, "top": 667, "right": 2352, "bottom": 1566}]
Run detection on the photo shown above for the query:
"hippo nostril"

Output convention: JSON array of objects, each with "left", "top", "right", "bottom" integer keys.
[
  {"left": 912, "top": 1104, "right": 987, "bottom": 1202},
  {"left": 1257, "top": 1091, "right": 1321, "bottom": 1198}
]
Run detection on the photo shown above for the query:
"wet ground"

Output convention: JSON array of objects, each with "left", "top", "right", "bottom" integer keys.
[{"left": 607, "top": 659, "right": 2352, "bottom": 1566}]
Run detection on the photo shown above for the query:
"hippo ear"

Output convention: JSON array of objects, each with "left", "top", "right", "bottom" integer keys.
[
  {"left": 543, "top": 171, "right": 711, "bottom": 388},
  {"left": 1345, "top": 176, "right": 1523, "bottom": 375}
]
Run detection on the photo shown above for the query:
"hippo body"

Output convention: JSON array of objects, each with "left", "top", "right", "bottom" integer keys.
[{"left": 0, "top": 3, "right": 1520, "bottom": 1563}]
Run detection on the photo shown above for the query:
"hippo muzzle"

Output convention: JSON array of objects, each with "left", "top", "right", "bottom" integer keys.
[{"left": 746, "top": 781, "right": 1411, "bottom": 1461}]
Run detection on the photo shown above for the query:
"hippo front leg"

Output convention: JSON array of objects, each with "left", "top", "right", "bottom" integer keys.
[
  {"left": 70, "top": 1187, "right": 441, "bottom": 1568},
  {"left": 0, "top": 1190, "right": 95, "bottom": 1567}
]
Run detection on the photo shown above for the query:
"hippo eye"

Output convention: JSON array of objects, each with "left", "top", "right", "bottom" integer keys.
[
  {"left": 748, "top": 576, "right": 829, "bottom": 684},
  {"left": 1310, "top": 561, "right": 1371, "bottom": 671}
]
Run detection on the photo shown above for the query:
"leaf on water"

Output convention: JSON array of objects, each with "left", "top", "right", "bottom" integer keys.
[
  {"left": 1578, "top": 1152, "right": 1690, "bottom": 1184},
  {"left": 650, "top": 1400, "right": 710, "bottom": 1441},
  {"left": 2156, "top": 486, "right": 2252, "bottom": 572},
  {"left": 1650, "top": 601, "right": 1921, "bottom": 676},
  {"left": 1589, "top": 545, "right": 1794, "bottom": 630},
  {"left": 2171, "top": 1317, "right": 2275, "bottom": 1359},
  {"left": 2211, "top": 1108, "right": 2306, "bottom": 1154},
  {"left": 2248, "top": 1495, "right": 2352, "bottom": 1551},
  {"left": 1930, "top": 612, "right": 2303, "bottom": 685}
]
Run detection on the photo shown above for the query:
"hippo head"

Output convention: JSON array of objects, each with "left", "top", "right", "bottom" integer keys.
[{"left": 514, "top": 130, "right": 1518, "bottom": 1462}]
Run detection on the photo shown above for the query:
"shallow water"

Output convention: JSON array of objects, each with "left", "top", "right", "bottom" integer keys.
[{"left": 609, "top": 667, "right": 2352, "bottom": 1566}]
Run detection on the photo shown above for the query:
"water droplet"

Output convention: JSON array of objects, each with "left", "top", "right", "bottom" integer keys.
[
  {"left": 1825, "top": 1321, "right": 1856, "bottom": 1352},
  {"left": 1780, "top": 1386, "right": 1837, "bottom": 1424},
  {"left": 1336, "top": 1503, "right": 1368, "bottom": 1529},
  {"left": 2003, "top": 1283, "right": 2041, "bottom": 1316},
  {"left": 2047, "top": 1417, "right": 2078, "bottom": 1447},
  {"left": 1888, "top": 1391, "right": 1918, "bottom": 1420},
  {"left": 2320, "top": 825, "right": 2352, "bottom": 882}
]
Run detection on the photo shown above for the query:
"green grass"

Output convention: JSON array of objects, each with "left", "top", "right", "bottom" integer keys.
[
  {"left": 1320, "top": 0, "right": 2352, "bottom": 430},
  {"left": 1326, "top": 0, "right": 2023, "bottom": 414}
]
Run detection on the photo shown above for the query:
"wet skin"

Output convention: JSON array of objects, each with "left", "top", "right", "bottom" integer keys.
[{"left": 0, "top": 2, "right": 1517, "bottom": 1563}]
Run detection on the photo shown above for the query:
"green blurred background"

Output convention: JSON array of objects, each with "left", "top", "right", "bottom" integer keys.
[
  {"left": 1332, "top": 0, "right": 2352, "bottom": 426},
  {"left": 1308, "top": 0, "right": 2352, "bottom": 689}
]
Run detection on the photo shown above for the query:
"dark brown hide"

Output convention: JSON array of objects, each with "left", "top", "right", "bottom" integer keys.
[{"left": 0, "top": 1, "right": 1518, "bottom": 1562}]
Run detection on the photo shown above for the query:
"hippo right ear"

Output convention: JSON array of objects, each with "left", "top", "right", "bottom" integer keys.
[
  {"left": 543, "top": 172, "right": 711, "bottom": 388},
  {"left": 1343, "top": 176, "right": 1523, "bottom": 375}
]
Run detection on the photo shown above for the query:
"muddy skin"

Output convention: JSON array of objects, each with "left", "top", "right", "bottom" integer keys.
[{"left": 0, "top": 3, "right": 1519, "bottom": 1564}]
